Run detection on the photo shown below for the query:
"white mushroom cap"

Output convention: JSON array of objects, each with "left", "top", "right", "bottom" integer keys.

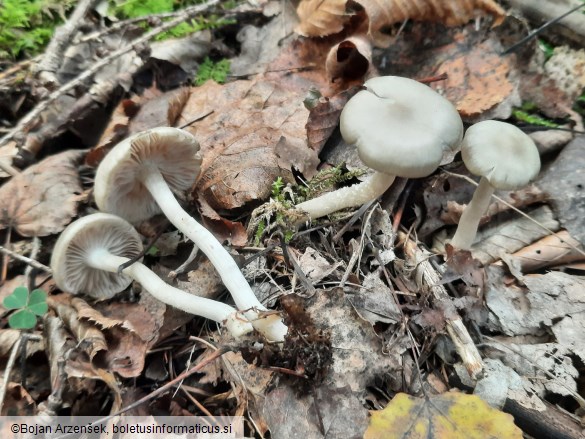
[
  {"left": 461, "top": 121, "right": 541, "bottom": 190},
  {"left": 94, "top": 127, "right": 202, "bottom": 223},
  {"left": 340, "top": 76, "right": 463, "bottom": 178},
  {"left": 51, "top": 213, "right": 143, "bottom": 299}
]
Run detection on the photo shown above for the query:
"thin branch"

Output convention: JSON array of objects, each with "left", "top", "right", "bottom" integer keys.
[
  {"left": 0, "top": 0, "right": 221, "bottom": 151},
  {"left": 0, "top": 245, "right": 52, "bottom": 274},
  {"left": 35, "top": 0, "right": 102, "bottom": 86}
]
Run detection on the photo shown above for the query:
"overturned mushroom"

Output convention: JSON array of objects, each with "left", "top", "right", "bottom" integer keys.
[
  {"left": 450, "top": 120, "right": 541, "bottom": 250},
  {"left": 51, "top": 213, "right": 253, "bottom": 338},
  {"left": 94, "top": 127, "right": 287, "bottom": 342},
  {"left": 295, "top": 76, "right": 463, "bottom": 221}
]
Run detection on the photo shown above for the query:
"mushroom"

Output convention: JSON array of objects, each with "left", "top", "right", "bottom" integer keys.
[
  {"left": 51, "top": 213, "right": 253, "bottom": 338},
  {"left": 294, "top": 76, "right": 463, "bottom": 221},
  {"left": 450, "top": 120, "right": 541, "bottom": 250},
  {"left": 94, "top": 127, "right": 287, "bottom": 342}
]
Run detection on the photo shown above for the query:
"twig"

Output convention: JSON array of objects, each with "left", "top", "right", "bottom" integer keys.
[
  {"left": 400, "top": 232, "right": 485, "bottom": 379},
  {"left": 0, "top": 245, "right": 52, "bottom": 274},
  {"left": 0, "top": 333, "right": 41, "bottom": 413},
  {"left": 0, "top": 0, "right": 221, "bottom": 151},
  {"left": 35, "top": 0, "right": 102, "bottom": 86},
  {"left": 87, "top": 345, "right": 233, "bottom": 424},
  {"left": 504, "top": 0, "right": 585, "bottom": 52},
  {"left": 0, "top": 335, "right": 24, "bottom": 413},
  {"left": 24, "top": 237, "right": 41, "bottom": 281}
]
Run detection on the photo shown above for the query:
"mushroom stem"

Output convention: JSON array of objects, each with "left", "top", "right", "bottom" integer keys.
[
  {"left": 86, "top": 248, "right": 253, "bottom": 338},
  {"left": 140, "top": 166, "right": 288, "bottom": 342},
  {"left": 294, "top": 171, "right": 396, "bottom": 222},
  {"left": 450, "top": 177, "right": 495, "bottom": 250}
]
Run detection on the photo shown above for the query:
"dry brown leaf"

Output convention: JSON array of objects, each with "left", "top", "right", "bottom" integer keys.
[
  {"left": 0, "top": 150, "right": 84, "bottom": 237},
  {"left": 295, "top": 0, "right": 348, "bottom": 37},
  {"left": 0, "top": 141, "right": 19, "bottom": 178},
  {"left": 305, "top": 88, "right": 355, "bottom": 152},
  {"left": 508, "top": 230, "right": 585, "bottom": 273},
  {"left": 85, "top": 87, "right": 190, "bottom": 168},
  {"left": 198, "top": 196, "right": 248, "bottom": 247},
  {"left": 435, "top": 38, "right": 514, "bottom": 117},
  {"left": 325, "top": 36, "right": 372, "bottom": 81},
  {"left": 178, "top": 80, "right": 315, "bottom": 213},
  {"left": 354, "top": 0, "right": 505, "bottom": 47},
  {"left": 84, "top": 99, "right": 139, "bottom": 167},
  {"left": 51, "top": 294, "right": 158, "bottom": 378}
]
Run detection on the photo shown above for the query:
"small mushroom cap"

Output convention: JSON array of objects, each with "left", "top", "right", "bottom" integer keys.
[
  {"left": 461, "top": 120, "right": 541, "bottom": 190},
  {"left": 94, "top": 127, "right": 202, "bottom": 223},
  {"left": 340, "top": 76, "right": 463, "bottom": 178},
  {"left": 51, "top": 213, "right": 143, "bottom": 299}
]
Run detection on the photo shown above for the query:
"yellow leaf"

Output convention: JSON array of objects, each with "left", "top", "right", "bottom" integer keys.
[
  {"left": 295, "top": 0, "right": 348, "bottom": 37},
  {"left": 364, "top": 392, "right": 523, "bottom": 439}
]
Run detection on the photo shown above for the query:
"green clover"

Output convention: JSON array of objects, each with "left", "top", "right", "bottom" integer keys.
[{"left": 3, "top": 286, "right": 48, "bottom": 329}]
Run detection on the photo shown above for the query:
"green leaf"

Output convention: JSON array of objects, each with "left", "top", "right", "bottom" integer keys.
[
  {"left": 8, "top": 309, "right": 37, "bottom": 329},
  {"left": 3, "top": 286, "right": 29, "bottom": 309},
  {"left": 28, "top": 289, "right": 48, "bottom": 316}
]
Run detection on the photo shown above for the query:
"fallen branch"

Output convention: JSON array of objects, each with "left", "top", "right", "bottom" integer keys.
[
  {"left": 0, "top": 0, "right": 221, "bottom": 152},
  {"left": 34, "top": 0, "right": 102, "bottom": 86}
]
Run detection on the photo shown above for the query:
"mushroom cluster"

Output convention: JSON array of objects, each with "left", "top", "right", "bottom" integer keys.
[
  {"left": 92, "top": 127, "right": 287, "bottom": 342},
  {"left": 295, "top": 76, "right": 464, "bottom": 221},
  {"left": 51, "top": 213, "right": 253, "bottom": 338}
]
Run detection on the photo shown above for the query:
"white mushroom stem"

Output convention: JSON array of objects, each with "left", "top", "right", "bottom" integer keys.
[
  {"left": 86, "top": 248, "right": 253, "bottom": 338},
  {"left": 295, "top": 171, "right": 396, "bottom": 222},
  {"left": 450, "top": 177, "right": 495, "bottom": 250},
  {"left": 140, "top": 165, "right": 288, "bottom": 342}
]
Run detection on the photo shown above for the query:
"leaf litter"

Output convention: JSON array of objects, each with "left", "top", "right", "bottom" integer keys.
[{"left": 0, "top": 1, "right": 584, "bottom": 437}]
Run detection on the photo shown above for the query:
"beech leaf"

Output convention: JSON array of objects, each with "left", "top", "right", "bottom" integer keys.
[{"left": 365, "top": 392, "right": 522, "bottom": 439}]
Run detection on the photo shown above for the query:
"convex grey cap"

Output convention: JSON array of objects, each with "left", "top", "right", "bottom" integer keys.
[
  {"left": 94, "top": 127, "right": 202, "bottom": 223},
  {"left": 461, "top": 120, "right": 541, "bottom": 190},
  {"left": 340, "top": 76, "right": 463, "bottom": 178},
  {"left": 51, "top": 213, "right": 143, "bottom": 299}
]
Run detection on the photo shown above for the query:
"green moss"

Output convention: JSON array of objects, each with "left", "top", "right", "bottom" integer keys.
[
  {"left": 195, "top": 57, "right": 230, "bottom": 85},
  {"left": 0, "top": 0, "right": 75, "bottom": 60}
]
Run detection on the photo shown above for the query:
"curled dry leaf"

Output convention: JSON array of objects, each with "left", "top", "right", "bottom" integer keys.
[
  {"left": 508, "top": 230, "right": 585, "bottom": 273},
  {"left": 0, "top": 150, "right": 84, "bottom": 237},
  {"left": 48, "top": 296, "right": 107, "bottom": 361},
  {"left": 325, "top": 36, "right": 372, "bottom": 81},
  {"left": 354, "top": 0, "right": 505, "bottom": 47},
  {"left": 295, "top": 0, "right": 348, "bottom": 37}
]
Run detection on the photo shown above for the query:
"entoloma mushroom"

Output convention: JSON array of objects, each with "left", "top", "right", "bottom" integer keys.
[
  {"left": 295, "top": 76, "right": 463, "bottom": 220},
  {"left": 94, "top": 127, "right": 287, "bottom": 342},
  {"left": 450, "top": 120, "right": 541, "bottom": 250},
  {"left": 51, "top": 213, "right": 253, "bottom": 338}
]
